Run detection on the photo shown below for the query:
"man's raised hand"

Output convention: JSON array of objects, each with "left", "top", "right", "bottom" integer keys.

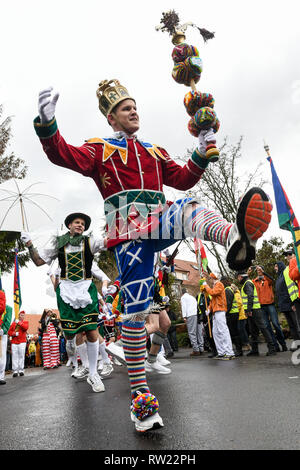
[{"left": 38, "top": 87, "right": 60, "bottom": 123}]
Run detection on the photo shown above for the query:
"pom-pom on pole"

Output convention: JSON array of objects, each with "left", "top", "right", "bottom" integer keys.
[{"left": 156, "top": 11, "right": 219, "bottom": 162}]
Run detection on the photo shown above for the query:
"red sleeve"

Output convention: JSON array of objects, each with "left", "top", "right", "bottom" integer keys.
[
  {"left": 40, "top": 130, "right": 97, "bottom": 178},
  {"left": 159, "top": 148, "right": 206, "bottom": 191},
  {"left": 0, "top": 291, "right": 6, "bottom": 315},
  {"left": 8, "top": 323, "right": 16, "bottom": 336},
  {"left": 289, "top": 258, "right": 300, "bottom": 281},
  {"left": 18, "top": 321, "right": 29, "bottom": 332}
]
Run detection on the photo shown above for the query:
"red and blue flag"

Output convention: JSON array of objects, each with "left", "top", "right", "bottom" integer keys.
[{"left": 267, "top": 155, "right": 300, "bottom": 271}]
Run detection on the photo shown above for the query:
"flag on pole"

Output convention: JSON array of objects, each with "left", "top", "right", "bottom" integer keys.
[
  {"left": 267, "top": 153, "right": 300, "bottom": 271},
  {"left": 13, "top": 249, "right": 22, "bottom": 319},
  {"left": 194, "top": 238, "right": 208, "bottom": 272},
  {"left": 0, "top": 268, "right": 2, "bottom": 291}
]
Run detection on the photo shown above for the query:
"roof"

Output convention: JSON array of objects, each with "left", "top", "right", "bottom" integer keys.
[
  {"left": 161, "top": 256, "right": 201, "bottom": 287},
  {"left": 173, "top": 258, "right": 201, "bottom": 286}
]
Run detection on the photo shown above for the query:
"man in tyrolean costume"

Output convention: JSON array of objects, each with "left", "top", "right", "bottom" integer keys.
[{"left": 22, "top": 212, "right": 106, "bottom": 392}]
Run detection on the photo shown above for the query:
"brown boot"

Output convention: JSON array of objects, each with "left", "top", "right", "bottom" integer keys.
[{"left": 190, "top": 351, "right": 201, "bottom": 357}]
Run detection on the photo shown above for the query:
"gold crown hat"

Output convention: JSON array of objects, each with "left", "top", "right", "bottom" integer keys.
[{"left": 96, "top": 79, "right": 135, "bottom": 118}]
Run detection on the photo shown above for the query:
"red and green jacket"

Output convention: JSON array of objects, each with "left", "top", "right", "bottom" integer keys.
[{"left": 34, "top": 117, "right": 208, "bottom": 248}]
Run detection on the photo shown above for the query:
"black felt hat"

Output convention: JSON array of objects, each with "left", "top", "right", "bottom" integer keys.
[{"left": 64, "top": 213, "right": 91, "bottom": 231}]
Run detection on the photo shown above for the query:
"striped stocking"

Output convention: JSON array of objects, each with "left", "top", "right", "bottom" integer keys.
[
  {"left": 42, "top": 333, "right": 51, "bottom": 368},
  {"left": 121, "top": 320, "right": 149, "bottom": 398},
  {"left": 48, "top": 323, "right": 60, "bottom": 367},
  {"left": 189, "top": 206, "right": 232, "bottom": 246}
]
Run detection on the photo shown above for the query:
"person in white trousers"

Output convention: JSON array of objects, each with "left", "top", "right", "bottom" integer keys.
[
  {"left": 181, "top": 288, "right": 204, "bottom": 357},
  {"left": 8, "top": 311, "right": 29, "bottom": 377},
  {"left": 201, "top": 273, "right": 234, "bottom": 360}
]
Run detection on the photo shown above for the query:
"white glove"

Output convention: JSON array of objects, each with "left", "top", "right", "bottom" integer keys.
[
  {"left": 106, "top": 285, "right": 117, "bottom": 295},
  {"left": 162, "top": 296, "right": 170, "bottom": 303},
  {"left": 203, "top": 128, "right": 216, "bottom": 144},
  {"left": 54, "top": 268, "right": 61, "bottom": 278},
  {"left": 198, "top": 128, "right": 216, "bottom": 154},
  {"left": 15, "top": 332, "right": 19, "bottom": 336},
  {"left": 0, "top": 329, "right": 4, "bottom": 336},
  {"left": 38, "top": 87, "right": 60, "bottom": 123},
  {"left": 161, "top": 265, "right": 171, "bottom": 273},
  {"left": 21, "top": 232, "right": 32, "bottom": 244},
  {"left": 205, "top": 309, "right": 210, "bottom": 316},
  {"left": 102, "top": 304, "right": 109, "bottom": 314},
  {"left": 102, "top": 286, "right": 108, "bottom": 297},
  {"left": 15, "top": 319, "right": 19, "bottom": 324},
  {"left": 198, "top": 130, "right": 207, "bottom": 154}
]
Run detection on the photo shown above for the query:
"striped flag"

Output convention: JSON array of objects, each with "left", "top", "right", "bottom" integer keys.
[
  {"left": 13, "top": 249, "right": 22, "bottom": 319},
  {"left": 267, "top": 155, "right": 300, "bottom": 271}
]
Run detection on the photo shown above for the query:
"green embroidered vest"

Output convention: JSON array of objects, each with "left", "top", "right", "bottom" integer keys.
[{"left": 58, "top": 237, "right": 93, "bottom": 281}]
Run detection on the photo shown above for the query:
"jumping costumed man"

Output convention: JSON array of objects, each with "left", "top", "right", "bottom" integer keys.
[{"left": 30, "top": 12, "right": 272, "bottom": 432}]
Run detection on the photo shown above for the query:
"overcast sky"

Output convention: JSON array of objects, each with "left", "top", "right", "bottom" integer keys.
[{"left": 1, "top": 0, "right": 300, "bottom": 314}]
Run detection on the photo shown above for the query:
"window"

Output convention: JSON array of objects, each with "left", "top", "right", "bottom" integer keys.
[{"left": 175, "top": 271, "right": 189, "bottom": 281}]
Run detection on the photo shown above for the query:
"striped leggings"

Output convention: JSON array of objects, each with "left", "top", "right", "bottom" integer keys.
[{"left": 42, "top": 323, "right": 60, "bottom": 368}]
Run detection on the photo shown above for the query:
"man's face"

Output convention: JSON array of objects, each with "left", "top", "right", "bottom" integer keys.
[
  {"left": 237, "top": 275, "right": 243, "bottom": 283},
  {"left": 285, "top": 254, "right": 293, "bottom": 262},
  {"left": 108, "top": 99, "right": 139, "bottom": 135},
  {"left": 68, "top": 218, "right": 85, "bottom": 236},
  {"left": 256, "top": 266, "right": 263, "bottom": 276},
  {"left": 19, "top": 312, "right": 25, "bottom": 321},
  {"left": 274, "top": 264, "right": 278, "bottom": 273}
]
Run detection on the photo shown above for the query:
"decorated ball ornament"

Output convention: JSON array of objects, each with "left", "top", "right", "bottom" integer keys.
[
  {"left": 131, "top": 391, "right": 159, "bottom": 421},
  {"left": 184, "top": 91, "right": 215, "bottom": 117},
  {"left": 187, "top": 107, "right": 220, "bottom": 137},
  {"left": 171, "top": 43, "right": 202, "bottom": 86},
  {"left": 172, "top": 55, "right": 203, "bottom": 87},
  {"left": 171, "top": 43, "right": 199, "bottom": 63}
]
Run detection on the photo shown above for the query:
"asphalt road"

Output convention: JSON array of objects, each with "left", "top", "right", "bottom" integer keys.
[{"left": 1, "top": 342, "right": 300, "bottom": 451}]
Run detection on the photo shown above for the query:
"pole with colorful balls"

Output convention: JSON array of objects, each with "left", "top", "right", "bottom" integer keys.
[{"left": 156, "top": 10, "right": 220, "bottom": 162}]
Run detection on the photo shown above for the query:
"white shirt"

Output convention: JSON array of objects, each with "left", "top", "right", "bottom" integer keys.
[{"left": 181, "top": 292, "right": 198, "bottom": 319}]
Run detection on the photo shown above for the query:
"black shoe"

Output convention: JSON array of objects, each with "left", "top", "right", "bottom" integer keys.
[
  {"left": 12, "top": 372, "right": 18, "bottom": 377},
  {"left": 275, "top": 345, "right": 280, "bottom": 352},
  {"left": 281, "top": 344, "right": 288, "bottom": 352},
  {"left": 0, "top": 380, "right": 6, "bottom": 385},
  {"left": 246, "top": 351, "right": 259, "bottom": 356},
  {"left": 208, "top": 353, "right": 217, "bottom": 358},
  {"left": 266, "top": 350, "right": 277, "bottom": 356},
  {"left": 235, "top": 352, "right": 243, "bottom": 357},
  {"left": 19, "top": 371, "right": 24, "bottom": 376},
  {"left": 166, "top": 352, "right": 174, "bottom": 358}
]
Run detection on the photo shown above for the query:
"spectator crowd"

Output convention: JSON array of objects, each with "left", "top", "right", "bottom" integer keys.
[{"left": 0, "top": 248, "right": 300, "bottom": 387}]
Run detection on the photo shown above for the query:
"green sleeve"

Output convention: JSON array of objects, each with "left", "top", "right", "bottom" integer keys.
[
  {"left": 33, "top": 116, "right": 58, "bottom": 139},
  {"left": 2, "top": 305, "right": 13, "bottom": 334}
]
